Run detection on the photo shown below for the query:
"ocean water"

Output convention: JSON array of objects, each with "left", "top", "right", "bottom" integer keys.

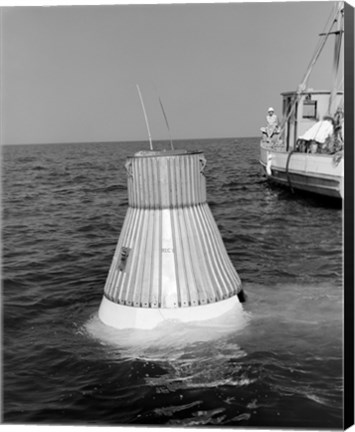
[{"left": 2, "top": 138, "right": 343, "bottom": 428}]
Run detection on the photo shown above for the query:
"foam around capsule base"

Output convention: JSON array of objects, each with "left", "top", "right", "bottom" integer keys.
[{"left": 98, "top": 294, "right": 241, "bottom": 330}]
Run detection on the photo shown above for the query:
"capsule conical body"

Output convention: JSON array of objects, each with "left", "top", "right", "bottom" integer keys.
[{"left": 98, "top": 150, "right": 242, "bottom": 329}]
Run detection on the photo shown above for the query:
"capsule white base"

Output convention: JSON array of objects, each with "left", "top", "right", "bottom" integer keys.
[{"left": 98, "top": 295, "right": 241, "bottom": 330}]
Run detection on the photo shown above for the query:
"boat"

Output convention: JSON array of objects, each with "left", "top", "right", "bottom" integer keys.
[{"left": 259, "top": 2, "right": 344, "bottom": 199}]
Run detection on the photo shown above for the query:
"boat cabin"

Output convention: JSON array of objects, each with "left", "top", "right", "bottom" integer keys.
[{"left": 281, "top": 90, "right": 343, "bottom": 151}]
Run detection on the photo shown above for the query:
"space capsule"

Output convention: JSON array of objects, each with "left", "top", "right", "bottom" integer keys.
[{"left": 98, "top": 149, "right": 243, "bottom": 329}]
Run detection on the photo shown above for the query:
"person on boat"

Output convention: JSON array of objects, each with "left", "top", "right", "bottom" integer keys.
[
  {"left": 261, "top": 107, "right": 280, "bottom": 142},
  {"left": 332, "top": 107, "right": 344, "bottom": 152},
  {"left": 334, "top": 107, "right": 344, "bottom": 137},
  {"left": 266, "top": 107, "right": 279, "bottom": 130}
]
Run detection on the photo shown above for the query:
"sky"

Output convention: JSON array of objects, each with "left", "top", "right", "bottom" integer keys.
[{"left": 1, "top": 0, "right": 348, "bottom": 144}]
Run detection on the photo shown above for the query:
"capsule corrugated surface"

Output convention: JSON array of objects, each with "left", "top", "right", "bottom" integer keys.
[
  {"left": 126, "top": 150, "right": 206, "bottom": 208},
  {"left": 103, "top": 149, "right": 241, "bottom": 309}
]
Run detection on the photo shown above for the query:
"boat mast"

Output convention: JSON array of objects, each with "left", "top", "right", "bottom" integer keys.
[{"left": 328, "top": 3, "right": 344, "bottom": 115}]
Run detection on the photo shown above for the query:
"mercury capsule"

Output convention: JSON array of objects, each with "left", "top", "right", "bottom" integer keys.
[{"left": 98, "top": 149, "right": 244, "bottom": 329}]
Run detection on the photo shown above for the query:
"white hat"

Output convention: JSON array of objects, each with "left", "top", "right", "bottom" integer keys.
[{"left": 268, "top": 107, "right": 274, "bottom": 112}]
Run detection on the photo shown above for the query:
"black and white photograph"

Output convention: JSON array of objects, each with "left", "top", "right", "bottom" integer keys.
[{"left": 2, "top": 0, "right": 354, "bottom": 429}]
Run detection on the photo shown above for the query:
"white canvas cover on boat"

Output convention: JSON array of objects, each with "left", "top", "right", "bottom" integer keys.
[{"left": 299, "top": 120, "right": 334, "bottom": 143}]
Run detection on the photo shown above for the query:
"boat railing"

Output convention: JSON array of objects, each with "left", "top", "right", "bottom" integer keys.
[{"left": 260, "top": 138, "right": 287, "bottom": 151}]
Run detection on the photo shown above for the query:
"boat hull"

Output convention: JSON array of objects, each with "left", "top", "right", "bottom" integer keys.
[{"left": 260, "top": 144, "right": 343, "bottom": 199}]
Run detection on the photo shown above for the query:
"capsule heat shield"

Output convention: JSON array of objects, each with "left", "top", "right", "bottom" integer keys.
[{"left": 102, "top": 149, "right": 242, "bottom": 311}]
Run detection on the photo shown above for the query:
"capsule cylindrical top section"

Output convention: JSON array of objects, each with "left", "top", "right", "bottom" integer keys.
[{"left": 125, "top": 150, "right": 207, "bottom": 208}]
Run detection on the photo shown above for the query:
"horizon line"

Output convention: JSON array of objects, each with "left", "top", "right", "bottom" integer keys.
[{"left": 2, "top": 135, "right": 259, "bottom": 146}]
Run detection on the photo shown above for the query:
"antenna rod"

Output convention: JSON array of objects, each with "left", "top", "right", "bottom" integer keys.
[
  {"left": 136, "top": 84, "right": 153, "bottom": 150},
  {"left": 158, "top": 96, "right": 174, "bottom": 150}
]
